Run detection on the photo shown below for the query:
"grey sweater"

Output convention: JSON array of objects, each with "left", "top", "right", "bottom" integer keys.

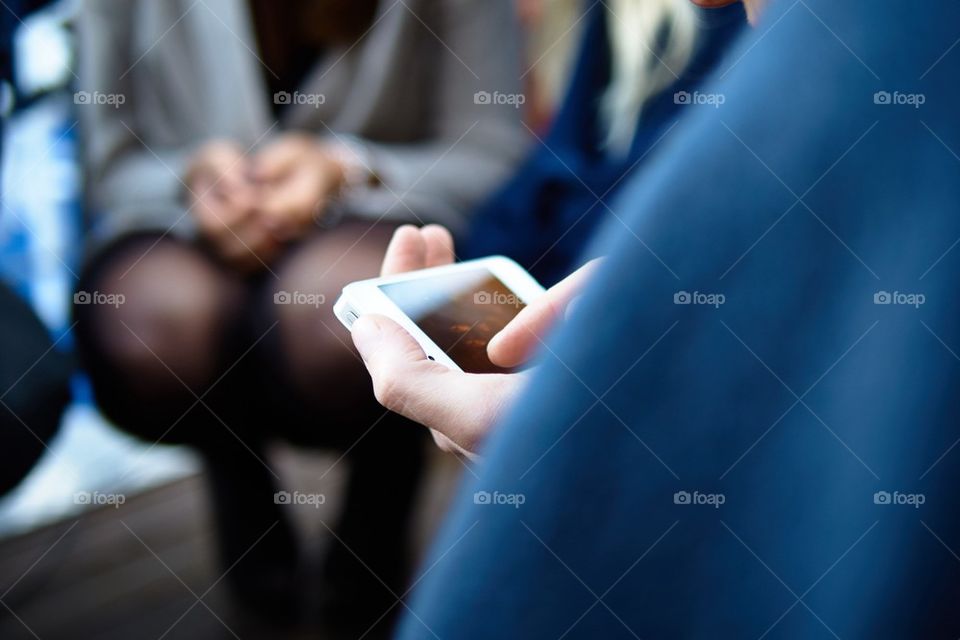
[{"left": 76, "top": 0, "right": 527, "bottom": 250}]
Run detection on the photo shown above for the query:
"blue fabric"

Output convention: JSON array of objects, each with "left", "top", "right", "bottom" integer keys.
[
  {"left": 399, "top": 0, "right": 960, "bottom": 637},
  {"left": 1, "top": 0, "right": 57, "bottom": 113},
  {"left": 0, "top": 94, "right": 80, "bottom": 338},
  {"left": 463, "top": 1, "right": 745, "bottom": 285}
]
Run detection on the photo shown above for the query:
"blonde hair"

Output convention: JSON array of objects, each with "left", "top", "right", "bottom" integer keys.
[
  {"left": 601, "top": 0, "right": 698, "bottom": 154},
  {"left": 525, "top": 0, "right": 699, "bottom": 153}
]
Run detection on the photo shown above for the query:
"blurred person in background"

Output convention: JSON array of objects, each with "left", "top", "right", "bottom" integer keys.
[
  {"left": 467, "top": 0, "right": 744, "bottom": 286},
  {"left": 71, "top": 0, "right": 524, "bottom": 631},
  {"left": 461, "top": 0, "right": 744, "bottom": 284}
]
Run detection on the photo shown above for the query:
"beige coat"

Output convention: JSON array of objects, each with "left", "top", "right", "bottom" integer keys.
[{"left": 77, "top": 0, "right": 527, "bottom": 248}]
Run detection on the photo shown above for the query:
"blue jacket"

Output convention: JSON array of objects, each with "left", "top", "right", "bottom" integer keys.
[
  {"left": 464, "top": 1, "right": 745, "bottom": 285},
  {"left": 400, "top": 0, "right": 960, "bottom": 637}
]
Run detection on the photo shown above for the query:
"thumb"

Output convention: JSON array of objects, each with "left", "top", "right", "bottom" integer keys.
[
  {"left": 353, "top": 314, "right": 429, "bottom": 371},
  {"left": 352, "top": 315, "right": 449, "bottom": 418},
  {"left": 353, "top": 315, "right": 526, "bottom": 453}
]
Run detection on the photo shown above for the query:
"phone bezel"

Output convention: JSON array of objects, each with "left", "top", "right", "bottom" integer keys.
[{"left": 334, "top": 256, "right": 545, "bottom": 371}]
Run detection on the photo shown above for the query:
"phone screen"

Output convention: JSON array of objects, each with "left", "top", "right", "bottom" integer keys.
[{"left": 379, "top": 268, "right": 526, "bottom": 374}]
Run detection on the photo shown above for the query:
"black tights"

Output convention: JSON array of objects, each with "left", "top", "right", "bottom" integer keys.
[{"left": 73, "top": 221, "right": 424, "bottom": 621}]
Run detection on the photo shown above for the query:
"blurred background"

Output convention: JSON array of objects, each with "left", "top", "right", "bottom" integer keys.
[
  {"left": 0, "top": 0, "right": 726, "bottom": 636},
  {"left": 0, "top": 2, "right": 454, "bottom": 638},
  {"left": 0, "top": 1, "right": 199, "bottom": 536},
  {"left": 0, "top": 0, "right": 585, "bottom": 637}
]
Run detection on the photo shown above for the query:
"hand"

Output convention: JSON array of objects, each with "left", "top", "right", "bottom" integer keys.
[
  {"left": 351, "top": 224, "right": 596, "bottom": 458},
  {"left": 251, "top": 133, "right": 346, "bottom": 242},
  {"left": 185, "top": 141, "right": 280, "bottom": 272}
]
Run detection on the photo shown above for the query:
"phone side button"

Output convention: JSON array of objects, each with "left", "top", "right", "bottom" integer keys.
[{"left": 345, "top": 310, "right": 359, "bottom": 327}]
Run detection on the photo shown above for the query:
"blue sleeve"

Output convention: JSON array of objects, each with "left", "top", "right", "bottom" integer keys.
[{"left": 397, "top": 0, "right": 960, "bottom": 638}]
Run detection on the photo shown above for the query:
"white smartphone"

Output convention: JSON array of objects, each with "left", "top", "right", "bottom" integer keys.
[{"left": 334, "top": 256, "right": 545, "bottom": 373}]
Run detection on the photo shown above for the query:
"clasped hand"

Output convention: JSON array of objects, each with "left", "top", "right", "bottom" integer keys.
[{"left": 185, "top": 134, "right": 347, "bottom": 271}]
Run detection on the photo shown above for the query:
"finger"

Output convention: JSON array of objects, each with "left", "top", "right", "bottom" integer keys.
[
  {"left": 352, "top": 314, "right": 448, "bottom": 417},
  {"left": 352, "top": 314, "right": 504, "bottom": 451},
  {"left": 252, "top": 147, "right": 294, "bottom": 183},
  {"left": 420, "top": 224, "right": 455, "bottom": 268},
  {"left": 192, "top": 194, "right": 231, "bottom": 235},
  {"left": 212, "top": 157, "right": 252, "bottom": 193},
  {"left": 381, "top": 225, "right": 426, "bottom": 276},
  {"left": 488, "top": 259, "right": 600, "bottom": 368},
  {"left": 193, "top": 191, "right": 250, "bottom": 235},
  {"left": 258, "top": 184, "right": 313, "bottom": 238},
  {"left": 217, "top": 181, "right": 260, "bottom": 223},
  {"left": 252, "top": 136, "right": 303, "bottom": 183},
  {"left": 188, "top": 142, "right": 248, "bottom": 191},
  {"left": 191, "top": 167, "right": 248, "bottom": 205}
]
